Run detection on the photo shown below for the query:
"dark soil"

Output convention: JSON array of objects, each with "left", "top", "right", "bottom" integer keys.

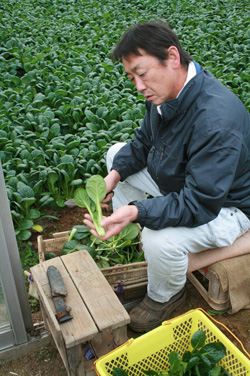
[{"left": 1, "top": 206, "right": 250, "bottom": 376}]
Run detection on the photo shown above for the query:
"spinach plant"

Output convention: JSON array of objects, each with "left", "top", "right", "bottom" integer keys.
[
  {"left": 73, "top": 174, "right": 107, "bottom": 237},
  {"left": 53, "top": 223, "right": 143, "bottom": 268},
  {"left": 112, "top": 330, "right": 229, "bottom": 376}
]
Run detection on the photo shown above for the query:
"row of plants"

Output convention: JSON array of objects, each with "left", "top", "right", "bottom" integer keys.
[{"left": 0, "top": 0, "right": 249, "bottom": 252}]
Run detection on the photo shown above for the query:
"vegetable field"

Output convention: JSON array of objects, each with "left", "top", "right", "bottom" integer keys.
[{"left": 0, "top": 0, "right": 249, "bottom": 243}]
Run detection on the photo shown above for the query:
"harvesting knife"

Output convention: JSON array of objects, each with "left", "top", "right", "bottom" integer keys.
[
  {"left": 65, "top": 198, "right": 77, "bottom": 207},
  {"left": 47, "top": 265, "right": 73, "bottom": 323}
]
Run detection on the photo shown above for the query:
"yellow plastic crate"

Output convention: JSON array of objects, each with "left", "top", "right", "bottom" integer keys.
[{"left": 94, "top": 309, "right": 250, "bottom": 376}]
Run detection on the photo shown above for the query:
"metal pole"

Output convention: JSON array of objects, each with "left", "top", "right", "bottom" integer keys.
[
  {"left": 0, "top": 163, "right": 33, "bottom": 330},
  {"left": 0, "top": 219, "right": 27, "bottom": 347}
]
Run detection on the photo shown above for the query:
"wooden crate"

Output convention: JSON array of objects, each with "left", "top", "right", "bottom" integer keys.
[
  {"left": 37, "top": 231, "right": 148, "bottom": 305},
  {"left": 101, "top": 261, "right": 148, "bottom": 307},
  {"left": 187, "top": 268, "right": 231, "bottom": 311}
]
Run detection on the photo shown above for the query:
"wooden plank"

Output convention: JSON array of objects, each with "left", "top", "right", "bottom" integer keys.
[
  {"left": 62, "top": 250, "right": 130, "bottom": 332},
  {"left": 31, "top": 258, "right": 99, "bottom": 349},
  {"left": 31, "top": 264, "right": 69, "bottom": 373},
  {"left": 90, "top": 328, "right": 114, "bottom": 358},
  {"left": 66, "top": 345, "right": 86, "bottom": 376},
  {"left": 112, "top": 325, "right": 127, "bottom": 347},
  {"left": 45, "top": 315, "right": 70, "bottom": 374}
]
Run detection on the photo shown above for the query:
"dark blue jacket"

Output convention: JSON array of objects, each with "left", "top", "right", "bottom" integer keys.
[{"left": 112, "top": 68, "right": 250, "bottom": 230}]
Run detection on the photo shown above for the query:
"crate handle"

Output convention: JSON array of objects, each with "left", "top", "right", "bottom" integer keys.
[{"left": 198, "top": 308, "right": 250, "bottom": 360}]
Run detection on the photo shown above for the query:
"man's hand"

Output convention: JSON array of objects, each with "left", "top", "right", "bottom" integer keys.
[
  {"left": 104, "top": 169, "right": 121, "bottom": 192},
  {"left": 83, "top": 205, "right": 138, "bottom": 240},
  {"left": 101, "top": 169, "right": 121, "bottom": 208}
]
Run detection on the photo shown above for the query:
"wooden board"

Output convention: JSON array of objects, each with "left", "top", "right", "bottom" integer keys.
[
  {"left": 31, "top": 257, "right": 99, "bottom": 349},
  {"left": 61, "top": 250, "right": 130, "bottom": 332}
]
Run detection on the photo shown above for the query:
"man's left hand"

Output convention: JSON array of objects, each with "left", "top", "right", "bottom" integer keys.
[{"left": 83, "top": 205, "right": 138, "bottom": 240}]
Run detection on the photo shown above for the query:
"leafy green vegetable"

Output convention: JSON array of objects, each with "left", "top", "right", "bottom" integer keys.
[
  {"left": 58, "top": 223, "right": 142, "bottom": 268},
  {"left": 74, "top": 174, "right": 106, "bottom": 237},
  {"left": 45, "top": 252, "right": 57, "bottom": 260},
  {"left": 113, "top": 369, "right": 128, "bottom": 376}
]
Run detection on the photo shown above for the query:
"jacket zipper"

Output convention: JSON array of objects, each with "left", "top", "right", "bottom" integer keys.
[
  {"left": 160, "top": 143, "right": 166, "bottom": 160},
  {"left": 155, "top": 143, "right": 167, "bottom": 179},
  {"left": 152, "top": 147, "right": 155, "bottom": 159}
]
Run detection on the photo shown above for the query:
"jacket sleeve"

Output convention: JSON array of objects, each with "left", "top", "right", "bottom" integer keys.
[{"left": 132, "top": 127, "right": 244, "bottom": 229}]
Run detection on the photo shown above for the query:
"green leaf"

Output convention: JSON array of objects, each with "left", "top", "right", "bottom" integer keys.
[
  {"left": 86, "top": 175, "right": 106, "bottom": 205},
  {"left": 209, "top": 365, "right": 223, "bottom": 376},
  {"left": 62, "top": 240, "right": 79, "bottom": 254},
  {"left": 17, "top": 182, "right": 34, "bottom": 199},
  {"left": 169, "top": 351, "right": 181, "bottom": 371},
  {"left": 82, "top": 245, "right": 97, "bottom": 259},
  {"left": 74, "top": 188, "right": 93, "bottom": 210},
  {"left": 18, "top": 229, "right": 32, "bottom": 241},
  {"left": 45, "top": 252, "right": 57, "bottom": 260},
  {"left": 55, "top": 90, "right": 68, "bottom": 96},
  {"left": 119, "top": 223, "right": 140, "bottom": 241},
  {"left": 207, "top": 309, "right": 230, "bottom": 316},
  {"left": 85, "top": 109, "right": 96, "bottom": 121},
  {"left": 112, "top": 368, "right": 128, "bottom": 376},
  {"left": 186, "top": 356, "right": 200, "bottom": 372},
  {"left": 69, "top": 226, "right": 90, "bottom": 240},
  {"left": 191, "top": 330, "right": 206, "bottom": 350},
  {"left": 71, "top": 225, "right": 90, "bottom": 233},
  {"left": 28, "top": 209, "right": 41, "bottom": 220},
  {"left": 200, "top": 342, "right": 226, "bottom": 364},
  {"left": 56, "top": 197, "right": 66, "bottom": 207},
  {"left": 18, "top": 219, "right": 33, "bottom": 231}
]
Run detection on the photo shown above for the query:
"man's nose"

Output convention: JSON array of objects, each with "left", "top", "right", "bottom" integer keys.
[{"left": 134, "top": 77, "right": 146, "bottom": 92}]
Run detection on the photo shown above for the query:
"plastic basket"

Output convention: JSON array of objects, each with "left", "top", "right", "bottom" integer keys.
[{"left": 94, "top": 309, "right": 250, "bottom": 376}]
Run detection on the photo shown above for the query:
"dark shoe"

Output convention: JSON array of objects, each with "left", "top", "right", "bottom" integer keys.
[{"left": 129, "top": 286, "right": 186, "bottom": 333}]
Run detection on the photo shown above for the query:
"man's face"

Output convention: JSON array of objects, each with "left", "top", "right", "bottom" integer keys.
[{"left": 122, "top": 48, "right": 182, "bottom": 105}]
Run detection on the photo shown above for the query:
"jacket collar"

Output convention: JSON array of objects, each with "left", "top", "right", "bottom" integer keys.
[{"left": 156, "top": 67, "right": 205, "bottom": 121}]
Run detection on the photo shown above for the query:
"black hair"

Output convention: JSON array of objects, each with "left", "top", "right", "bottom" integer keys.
[{"left": 111, "top": 22, "right": 193, "bottom": 68}]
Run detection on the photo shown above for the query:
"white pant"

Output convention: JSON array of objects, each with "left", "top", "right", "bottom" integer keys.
[{"left": 107, "top": 143, "right": 250, "bottom": 302}]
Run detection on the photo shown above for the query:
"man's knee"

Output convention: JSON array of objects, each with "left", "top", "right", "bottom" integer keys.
[
  {"left": 141, "top": 227, "right": 189, "bottom": 262},
  {"left": 106, "top": 143, "right": 126, "bottom": 171}
]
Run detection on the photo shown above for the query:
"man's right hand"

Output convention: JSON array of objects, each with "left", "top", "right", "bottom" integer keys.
[
  {"left": 105, "top": 169, "right": 121, "bottom": 192},
  {"left": 101, "top": 169, "right": 121, "bottom": 207}
]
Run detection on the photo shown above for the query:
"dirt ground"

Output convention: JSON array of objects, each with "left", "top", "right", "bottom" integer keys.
[{"left": 1, "top": 206, "right": 250, "bottom": 376}]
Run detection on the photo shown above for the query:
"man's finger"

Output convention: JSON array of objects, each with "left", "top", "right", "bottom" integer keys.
[
  {"left": 105, "top": 190, "right": 114, "bottom": 199},
  {"left": 102, "top": 191, "right": 114, "bottom": 203},
  {"left": 84, "top": 213, "right": 92, "bottom": 220},
  {"left": 83, "top": 218, "right": 95, "bottom": 230}
]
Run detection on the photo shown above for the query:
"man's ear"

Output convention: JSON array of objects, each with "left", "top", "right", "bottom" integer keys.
[{"left": 166, "top": 46, "right": 181, "bottom": 68}]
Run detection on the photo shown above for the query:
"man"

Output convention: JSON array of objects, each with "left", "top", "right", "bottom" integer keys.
[{"left": 84, "top": 22, "right": 250, "bottom": 332}]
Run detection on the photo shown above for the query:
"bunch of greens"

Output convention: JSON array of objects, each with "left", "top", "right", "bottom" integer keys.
[
  {"left": 113, "top": 330, "right": 228, "bottom": 376},
  {"left": 46, "top": 223, "right": 143, "bottom": 268},
  {"left": 73, "top": 174, "right": 106, "bottom": 237}
]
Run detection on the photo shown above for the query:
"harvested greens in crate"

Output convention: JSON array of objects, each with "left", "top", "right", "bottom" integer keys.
[
  {"left": 37, "top": 225, "right": 147, "bottom": 303},
  {"left": 43, "top": 223, "right": 144, "bottom": 268}
]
